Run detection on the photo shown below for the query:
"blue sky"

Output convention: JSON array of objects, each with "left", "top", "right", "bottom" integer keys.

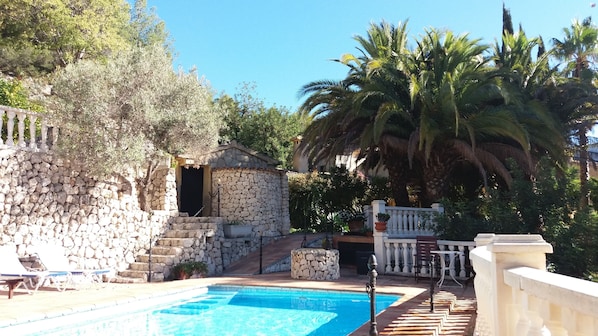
[{"left": 145, "top": 0, "right": 595, "bottom": 111}]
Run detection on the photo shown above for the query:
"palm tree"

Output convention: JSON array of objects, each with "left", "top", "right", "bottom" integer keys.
[
  {"left": 299, "top": 21, "right": 415, "bottom": 205},
  {"left": 551, "top": 17, "right": 598, "bottom": 208},
  {"left": 300, "top": 21, "right": 564, "bottom": 206}
]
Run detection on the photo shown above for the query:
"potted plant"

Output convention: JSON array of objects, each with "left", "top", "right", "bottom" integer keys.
[
  {"left": 339, "top": 208, "right": 366, "bottom": 233},
  {"left": 171, "top": 261, "right": 208, "bottom": 280},
  {"left": 375, "top": 213, "right": 391, "bottom": 232}
]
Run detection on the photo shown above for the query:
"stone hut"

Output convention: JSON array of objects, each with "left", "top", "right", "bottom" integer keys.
[{"left": 176, "top": 141, "right": 290, "bottom": 237}]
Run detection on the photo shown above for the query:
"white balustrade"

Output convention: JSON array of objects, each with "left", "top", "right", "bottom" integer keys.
[
  {"left": 471, "top": 233, "right": 598, "bottom": 336},
  {"left": 0, "top": 105, "right": 55, "bottom": 151},
  {"left": 367, "top": 200, "right": 443, "bottom": 237},
  {"left": 380, "top": 237, "right": 475, "bottom": 279}
]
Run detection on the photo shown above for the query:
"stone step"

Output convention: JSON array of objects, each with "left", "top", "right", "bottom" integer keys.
[
  {"left": 172, "top": 216, "right": 224, "bottom": 224},
  {"left": 164, "top": 229, "right": 211, "bottom": 239},
  {"left": 110, "top": 275, "right": 149, "bottom": 284},
  {"left": 117, "top": 270, "right": 165, "bottom": 282},
  {"left": 129, "top": 261, "right": 168, "bottom": 272},
  {"left": 150, "top": 246, "right": 184, "bottom": 256},
  {"left": 156, "top": 237, "right": 195, "bottom": 247},
  {"left": 169, "top": 222, "right": 219, "bottom": 231},
  {"left": 136, "top": 254, "right": 178, "bottom": 265}
]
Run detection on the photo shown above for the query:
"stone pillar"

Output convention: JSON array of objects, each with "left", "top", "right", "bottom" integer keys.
[{"left": 475, "top": 234, "right": 553, "bottom": 336}]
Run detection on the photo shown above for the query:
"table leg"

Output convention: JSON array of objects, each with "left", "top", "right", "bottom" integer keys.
[{"left": 447, "top": 254, "right": 463, "bottom": 288}]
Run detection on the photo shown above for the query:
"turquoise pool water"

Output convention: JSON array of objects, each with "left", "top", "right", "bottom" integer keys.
[{"left": 14, "top": 286, "right": 400, "bottom": 336}]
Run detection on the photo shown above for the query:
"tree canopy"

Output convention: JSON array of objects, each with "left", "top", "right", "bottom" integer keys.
[
  {"left": 50, "top": 45, "right": 224, "bottom": 210},
  {"left": 218, "top": 83, "right": 311, "bottom": 169}
]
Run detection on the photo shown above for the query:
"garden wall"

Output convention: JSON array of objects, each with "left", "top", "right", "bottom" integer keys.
[{"left": 0, "top": 148, "right": 181, "bottom": 271}]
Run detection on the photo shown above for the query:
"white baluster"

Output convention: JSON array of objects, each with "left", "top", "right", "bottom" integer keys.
[
  {"left": 29, "top": 115, "right": 37, "bottom": 149},
  {"left": 527, "top": 297, "right": 546, "bottom": 336},
  {"left": 385, "top": 242, "right": 392, "bottom": 273},
  {"left": 545, "top": 319, "right": 567, "bottom": 336},
  {"left": 393, "top": 242, "right": 400, "bottom": 272},
  {"left": 52, "top": 126, "right": 58, "bottom": 147},
  {"left": 401, "top": 242, "right": 409, "bottom": 273},
  {"left": 41, "top": 119, "right": 48, "bottom": 151},
  {"left": 6, "top": 110, "right": 15, "bottom": 146},
  {"left": 458, "top": 245, "right": 466, "bottom": 277},
  {"left": 17, "top": 111, "right": 25, "bottom": 147},
  {"left": 0, "top": 107, "right": 4, "bottom": 145}
]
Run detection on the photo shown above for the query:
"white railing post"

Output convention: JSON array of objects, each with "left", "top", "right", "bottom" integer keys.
[
  {"left": 471, "top": 234, "right": 553, "bottom": 336},
  {"left": 372, "top": 200, "right": 387, "bottom": 271}
]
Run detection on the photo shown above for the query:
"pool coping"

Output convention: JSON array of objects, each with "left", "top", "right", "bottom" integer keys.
[{"left": 0, "top": 272, "right": 459, "bottom": 335}]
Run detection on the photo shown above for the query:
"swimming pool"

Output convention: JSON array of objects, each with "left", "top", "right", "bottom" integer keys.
[{"left": 7, "top": 286, "right": 400, "bottom": 335}]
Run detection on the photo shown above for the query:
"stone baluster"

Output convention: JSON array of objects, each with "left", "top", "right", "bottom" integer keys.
[
  {"left": 401, "top": 242, "right": 409, "bottom": 272},
  {"left": 52, "top": 126, "right": 58, "bottom": 147},
  {"left": 393, "top": 242, "right": 400, "bottom": 272},
  {"left": 17, "top": 111, "right": 26, "bottom": 147},
  {"left": 544, "top": 304, "right": 567, "bottom": 336},
  {"left": 29, "top": 114, "right": 37, "bottom": 149},
  {"left": 0, "top": 107, "right": 4, "bottom": 145},
  {"left": 458, "top": 245, "right": 466, "bottom": 277},
  {"left": 384, "top": 241, "right": 392, "bottom": 273},
  {"left": 6, "top": 109, "right": 15, "bottom": 146},
  {"left": 525, "top": 296, "right": 545, "bottom": 336},
  {"left": 41, "top": 119, "right": 48, "bottom": 151}
]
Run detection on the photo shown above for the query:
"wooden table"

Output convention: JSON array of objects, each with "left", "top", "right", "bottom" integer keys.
[{"left": 0, "top": 276, "right": 25, "bottom": 299}]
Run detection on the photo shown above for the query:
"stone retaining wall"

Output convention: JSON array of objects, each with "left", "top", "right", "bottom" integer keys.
[
  {"left": 291, "top": 248, "right": 340, "bottom": 280},
  {"left": 0, "top": 148, "right": 175, "bottom": 271}
]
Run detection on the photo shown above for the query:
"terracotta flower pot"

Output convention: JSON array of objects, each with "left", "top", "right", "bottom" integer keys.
[{"left": 375, "top": 221, "right": 387, "bottom": 232}]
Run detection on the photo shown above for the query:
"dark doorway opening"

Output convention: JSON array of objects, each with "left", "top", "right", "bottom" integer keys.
[{"left": 180, "top": 167, "right": 204, "bottom": 216}]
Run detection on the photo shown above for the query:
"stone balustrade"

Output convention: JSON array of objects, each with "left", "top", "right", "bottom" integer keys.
[
  {"left": 470, "top": 233, "right": 598, "bottom": 336},
  {"left": 0, "top": 105, "right": 56, "bottom": 151},
  {"left": 291, "top": 248, "right": 340, "bottom": 280},
  {"left": 367, "top": 200, "right": 442, "bottom": 237}
]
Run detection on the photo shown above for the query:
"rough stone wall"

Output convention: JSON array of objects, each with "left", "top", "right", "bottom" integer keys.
[
  {"left": 212, "top": 168, "right": 290, "bottom": 237},
  {"left": 291, "top": 248, "right": 340, "bottom": 280},
  {"left": 0, "top": 149, "right": 174, "bottom": 271},
  {"left": 149, "top": 167, "right": 177, "bottom": 211}
]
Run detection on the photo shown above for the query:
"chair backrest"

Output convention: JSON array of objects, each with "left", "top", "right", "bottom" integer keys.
[
  {"left": 34, "top": 245, "right": 73, "bottom": 271},
  {"left": 0, "top": 245, "right": 29, "bottom": 273},
  {"left": 415, "top": 236, "right": 438, "bottom": 266}
]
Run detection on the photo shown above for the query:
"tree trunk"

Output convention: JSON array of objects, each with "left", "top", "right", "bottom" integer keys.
[
  {"left": 579, "top": 128, "right": 590, "bottom": 209},
  {"left": 422, "top": 153, "right": 459, "bottom": 206},
  {"left": 384, "top": 156, "right": 410, "bottom": 206},
  {"left": 136, "top": 160, "right": 159, "bottom": 212}
]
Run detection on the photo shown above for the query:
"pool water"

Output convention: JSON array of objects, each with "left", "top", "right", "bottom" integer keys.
[{"left": 21, "top": 286, "right": 400, "bottom": 336}]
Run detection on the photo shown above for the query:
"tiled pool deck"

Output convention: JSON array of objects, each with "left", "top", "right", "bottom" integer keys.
[{"left": 0, "top": 269, "right": 476, "bottom": 335}]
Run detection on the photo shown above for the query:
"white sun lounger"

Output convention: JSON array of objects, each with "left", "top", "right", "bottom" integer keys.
[
  {"left": 33, "top": 244, "right": 114, "bottom": 287},
  {"left": 0, "top": 246, "right": 71, "bottom": 293}
]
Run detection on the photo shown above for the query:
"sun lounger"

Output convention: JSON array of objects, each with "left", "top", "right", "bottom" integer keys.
[
  {"left": 0, "top": 246, "right": 71, "bottom": 293},
  {"left": 33, "top": 244, "right": 114, "bottom": 287}
]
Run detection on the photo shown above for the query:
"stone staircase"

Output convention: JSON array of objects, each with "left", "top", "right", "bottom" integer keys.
[{"left": 114, "top": 216, "right": 222, "bottom": 283}]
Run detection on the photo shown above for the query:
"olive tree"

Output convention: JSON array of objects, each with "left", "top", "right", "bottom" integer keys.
[{"left": 50, "top": 45, "right": 224, "bottom": 210}]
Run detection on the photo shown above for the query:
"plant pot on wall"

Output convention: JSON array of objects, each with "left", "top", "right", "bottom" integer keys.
[
  {"left": 348, "top": 220, "right": 365, "bottom": 233},
  {"left": 375, "top": 221, "right": 387, "bottom": 232},
  {"left": 223, "top": 223, "right": 253, "bottom": 238}
]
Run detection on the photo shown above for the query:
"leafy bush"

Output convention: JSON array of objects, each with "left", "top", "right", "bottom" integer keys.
[
  {"left": 289, "top": 166, "right": 386, "bottom": 233},
  {"left": 435, "top": 157, "right": 598, "bottom": 279}
]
